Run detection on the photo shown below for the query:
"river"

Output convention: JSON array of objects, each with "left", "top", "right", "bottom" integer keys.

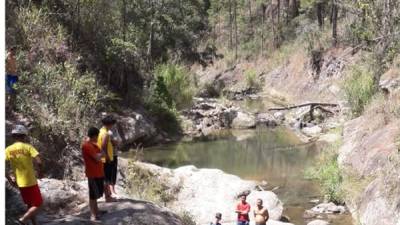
[{"left": 123, "top": 125, "right": 353, "bottom": 225}]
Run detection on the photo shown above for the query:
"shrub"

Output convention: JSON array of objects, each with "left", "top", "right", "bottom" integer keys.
[
  {"left": 179, "top": 211, "right": 197, "bottom": 225},
  {"left": 244, "top": 68, "right": 261, "bottom": 90},
  {"left": 126, "top": 161, "right": 177, "bottom": 206},
  {"left": 304, "top": 141, "right": 345, "bottom": 203},
  {"left": 342, "top": 65, "right": 375, "bottom": 117},
  {"left": 12, "top": 6, "right": 117, "bottom": 141},
  {"left": 154, "top": 63, "right": 194, "bottom": 110}
]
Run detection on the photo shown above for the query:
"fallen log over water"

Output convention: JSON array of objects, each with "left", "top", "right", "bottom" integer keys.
[{"left": 268, "top": 103, "right": 338, "bottom": 111}]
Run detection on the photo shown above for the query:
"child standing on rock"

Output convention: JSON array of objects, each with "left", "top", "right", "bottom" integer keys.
[{"left": 82, "top": 127, "right": 106, "bottom": 222}]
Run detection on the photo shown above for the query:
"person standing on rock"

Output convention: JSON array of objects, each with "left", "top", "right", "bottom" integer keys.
[
  {"left": 6, "top": 46, "right": 18, "bottom": 94},
  {"left": 253, "top": 199, "right": 269, "bottom": 225},
  {"left": 98, "top": 115, "right": 118, "bottom": 202},
  {"left": 82, "top": 127, "right": 106, "bottom": 221},
  {"left": 109, "top": 126, "right": 122, "bottom": 198},
  {"left": 235, "top": 194, "right": 251, "bottom": 225},
  {"left": 5, "top": 125, "right": 43, "bottom": 225}
]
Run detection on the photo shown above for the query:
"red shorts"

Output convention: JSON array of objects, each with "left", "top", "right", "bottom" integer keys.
[{"left": 19, "top": 184, "right": 43, "bottom": 207}]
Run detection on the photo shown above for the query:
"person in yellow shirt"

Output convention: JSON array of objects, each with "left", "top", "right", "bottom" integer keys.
[
  {"left": 98, "top": 115, "right": 118, "bottom": 202},
  {"left": 6, "top": 46, "right": 18, "bottom": 94},
  {"left": 6, "top": 125, "right": 43, "bottom": 225}
]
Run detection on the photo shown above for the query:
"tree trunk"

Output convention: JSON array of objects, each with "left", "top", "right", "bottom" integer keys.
[
  {"left": 229, "top": 0, "right": 233, "bottom": 49},
  {"left": 120, "top": 0, "right": 127, "bottom": 92},
  {"left": 248, "top": 0, "right": 253, "bottom": 35},
  {"left": 285, "top": 0, "right": 289, "bottom": 24},
  {"left": 331, "top": 0, "right": 338, "bottom": 47},
  {"left": 317, "top": 1, "right": 324, "bottom": 29},
  {"left": 234, "top": 0, "right": 238, "bottom": 60},
  {"left": 261, "top": 3, "right": 266, "bottom": 55},
  {"left": 289, "top": 0, "right": 299, "bottom": 18}
]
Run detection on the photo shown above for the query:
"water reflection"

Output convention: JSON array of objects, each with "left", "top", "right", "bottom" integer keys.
[
  {"left": 125, "top": 127, "right": 320, "bottom": 204},
  {"left": 122, "top": 127, "right": 353, "bottom": 225}
]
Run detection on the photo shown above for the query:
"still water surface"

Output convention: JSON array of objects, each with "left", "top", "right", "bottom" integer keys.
[{"left": 123, "top": 127, "right": 352, "bottom": 225}]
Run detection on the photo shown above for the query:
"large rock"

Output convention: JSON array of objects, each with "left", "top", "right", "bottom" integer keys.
[
  {"left": 231, "top": 111, "right": 257, "bottom": 129},
  {"left": 338, "top": 104, "right": 400, "bottom": 224},
  {"left": 24, "top": 178, "right": 185, "bottom": 225},
  {"left": 134, "top": 163, "right": 285, "bottom": 225},
  {"left": 40, "top": 198, "right": 183, "bottom": 225},
  {"left": 307, "top": 219, "right": 330, "bottom": 225},
  {"left": 301, "top": 125, "right": 322, "bottom": 137},
  {"left": 38, "top": 178, "right": 86, "bottom": 214},
  {"left": 113, "top": 110, "right": 157, "bottom": 147},
  {"left": 309, "top": 202, "right": 346, "bottom": 214}
]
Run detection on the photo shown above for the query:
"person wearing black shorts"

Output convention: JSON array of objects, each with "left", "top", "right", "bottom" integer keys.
[
  {"left": 82, "top": 127, "right": 106, "bottom": 222},
  {"left": 98, "top": 115, "right": 118, "bottom": 202},
  {"left": 109, "top": 127, "right": 121, "bottom": 197}
]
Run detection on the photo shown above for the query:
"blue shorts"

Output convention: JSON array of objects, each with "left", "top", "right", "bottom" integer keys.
[{"left": 6, "top": 74, "right": 18, "bottom": 93}]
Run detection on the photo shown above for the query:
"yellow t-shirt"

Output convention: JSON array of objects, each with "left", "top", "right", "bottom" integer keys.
[
  {"left": 97, "top": 127, "right": 113, "bottom": 162},
  {"left": 5, "top": 142, "right": 39, "bottom": 188}
]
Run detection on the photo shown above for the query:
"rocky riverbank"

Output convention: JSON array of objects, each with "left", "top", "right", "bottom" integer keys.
[{"left": 7, "top": 159, "right": 298, "bottom": 225}]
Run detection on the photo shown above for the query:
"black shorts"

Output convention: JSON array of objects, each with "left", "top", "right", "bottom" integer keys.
[
  {"left": 111, "top": 156, "right": 118, "bottom": 185},
  {"left": 88, "top": 178, "right": 104, "bottom": 200},
  {"left": 104, "top": 162, "right": 113, "bottom": 184}
]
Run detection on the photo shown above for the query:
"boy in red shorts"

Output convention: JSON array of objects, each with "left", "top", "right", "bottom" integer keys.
[
  {"left": 5, "top": 125, "right": 43, "bottom": 225},
  {"left": 82, "top": 127, "right": 106, "bottom": 221}
]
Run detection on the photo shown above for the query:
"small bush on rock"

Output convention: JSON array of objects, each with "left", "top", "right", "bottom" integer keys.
[{"left": 342, "top": 64, "right": 375, "bottom": 117}]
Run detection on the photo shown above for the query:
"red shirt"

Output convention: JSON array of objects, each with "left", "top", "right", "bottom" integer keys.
[
  {"left": 236, "top": 202, "right": 251, "bottom": 221},
  {"left": 82, "top": 141, "right": 104, "bottom": 178}
]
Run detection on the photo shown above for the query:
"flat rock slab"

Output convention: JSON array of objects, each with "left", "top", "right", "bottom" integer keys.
[{"left": 40, "top": 198, "right": 183, "bottom": 225}]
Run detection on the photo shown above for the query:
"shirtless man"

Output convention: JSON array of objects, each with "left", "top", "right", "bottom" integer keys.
[{"left": 253, "top": 199, "right": 269, "bottom": 225}]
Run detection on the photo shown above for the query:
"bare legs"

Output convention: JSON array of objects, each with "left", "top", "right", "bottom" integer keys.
[
  {"left": 19, "top": 205, "right": 41, "bottom": 224},
  {"left": 89, "top": 199, "right": 99, "bottom": 221}
]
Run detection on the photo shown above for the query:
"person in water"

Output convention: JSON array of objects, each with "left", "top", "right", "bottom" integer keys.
[
  {"left": 235, "top": 194, "right": 251, "bottom": 225},
  {"left": 97, "top": 115, "right": 118, "bottom": 202},
  {"left": 210, "top": 212, "right": 222, "bottom": 225},
  {"left": 253, "top": 198, "right": 269, "bottom": 225},
  {"left": 82, "top": 127, "right": 107, "bottom": 221},
  {"left": 5, "top": 125, "right": 43, "bottom": 225}
]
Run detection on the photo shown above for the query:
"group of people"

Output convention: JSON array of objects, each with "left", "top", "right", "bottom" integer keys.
[
  {"left": 5, "top": 115, "right": 122, "bottom": 224},
  {"left": 82, "top": 115, "right": 122, "bottom": 221},
  {"left": 211, "top": 195, "right": 269, "bottom": 225},
  {"left": 6, "top": 115, "right": 270, "bottom": 225}
]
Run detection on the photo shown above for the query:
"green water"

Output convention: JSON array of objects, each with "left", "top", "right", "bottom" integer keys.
[{"left": 123, "top": 127, "right": 353, "bottom": 225}]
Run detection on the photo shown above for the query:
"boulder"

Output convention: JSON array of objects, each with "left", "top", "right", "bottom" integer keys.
[
  {"left": 38, "top": 178, "right": 86, "bottom": 214},
  {"left": 134, "top": 163, "right": 285, "bottom": 225},
  {"left": 310, "top": 202, "right": 346, "bottom": 214},
  {"left": 40, "top": 198, "right": 183, "bottom": 225},
  {"left": 231, "top": 111, "right": 257, "bottom": 129},
  {"left": 307, "top": 219, "right": 330, "bottom": 225},
  {"left": 256, "top": 113, "right": 279, "bottom": 127},
  {"left": 301, "top": 125, "right": 322, "bottom": 136},
  {"left": 114, "top": 110, "right": 157, "bottom": 147}
]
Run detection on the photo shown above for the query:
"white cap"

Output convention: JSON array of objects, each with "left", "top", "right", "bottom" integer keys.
[{"left": 11, "top": 125, "right": 28, "bottom": 135}]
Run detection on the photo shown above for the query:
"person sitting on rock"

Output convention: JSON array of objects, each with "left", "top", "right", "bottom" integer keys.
[
  {"left": 235, "top": 194, "right": 251, "bottom": 225},
  {"left": 210, "top": 212, "right": 222, "bottom": 225},
  {"left": 97, "top": 115, "right": 118, "bottom": 202},
  {"left": 253, "top": 198, "right": 269, "bottom": 225},
  {"left": 82, "top": 127, "right": 106, "bottom": 221},
  {"left": 5, "top": 125, "right": 43, "bottom": 225}
]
